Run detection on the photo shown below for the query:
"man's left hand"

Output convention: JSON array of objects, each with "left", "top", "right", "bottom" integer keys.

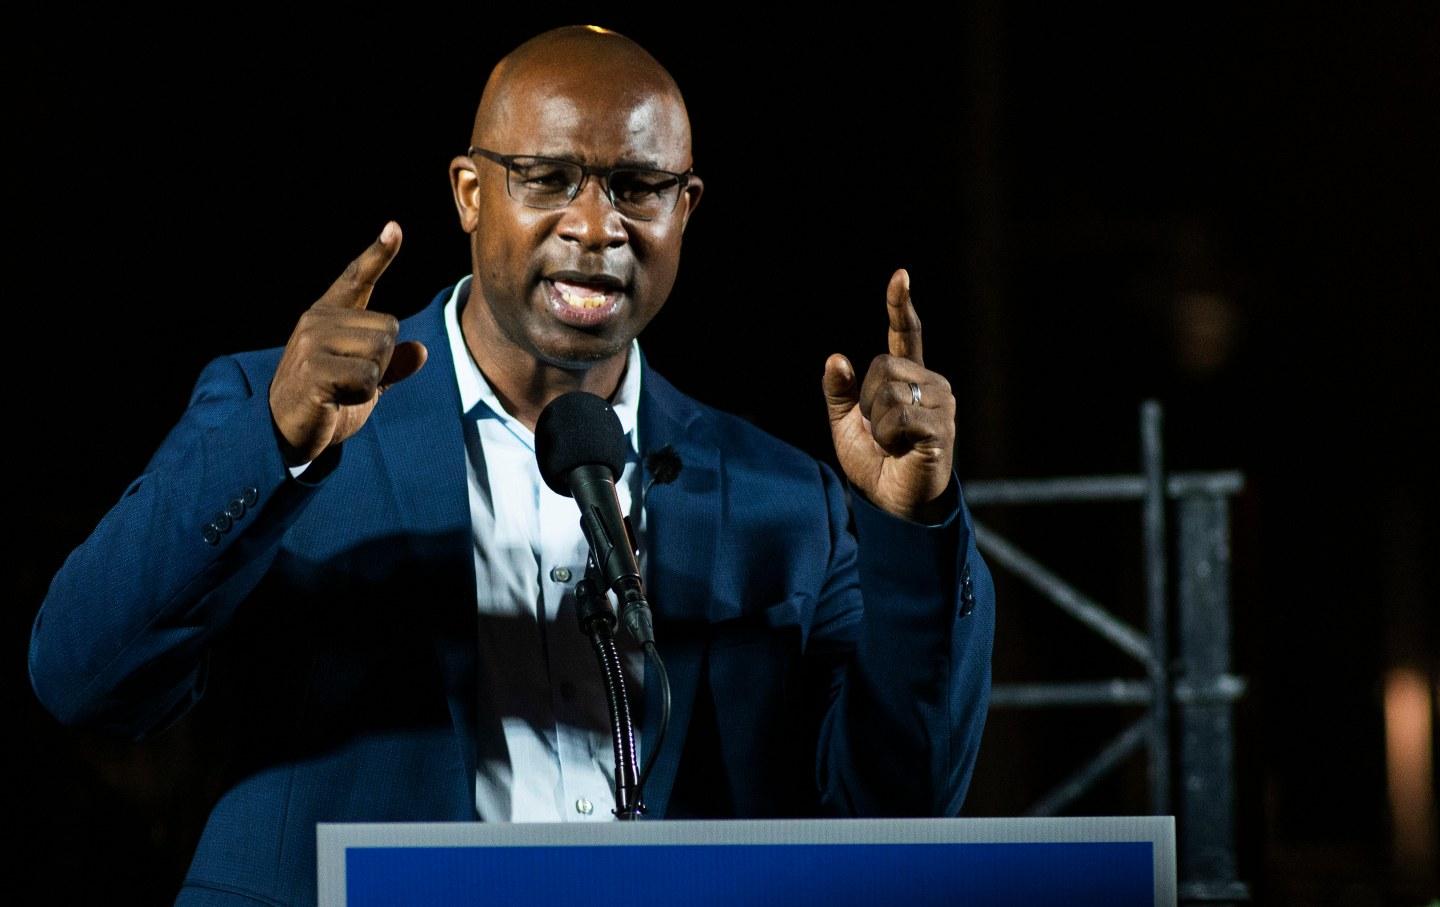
[{"left": 822, "top": 268, "right": 957, "bottom": 524}]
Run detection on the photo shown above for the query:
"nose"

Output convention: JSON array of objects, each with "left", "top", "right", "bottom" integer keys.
[{"left": 556, "top": 175, "right": 629, "bottom": 249}]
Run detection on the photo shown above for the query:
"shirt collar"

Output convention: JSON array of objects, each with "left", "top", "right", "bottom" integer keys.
[{"left": 444, "top": 275, "right": 642, "bottom": 456}]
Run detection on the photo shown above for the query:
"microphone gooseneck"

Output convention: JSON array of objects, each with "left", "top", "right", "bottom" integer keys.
[{"left": 535, "top": 390, "right": 672, "bottom": 820}]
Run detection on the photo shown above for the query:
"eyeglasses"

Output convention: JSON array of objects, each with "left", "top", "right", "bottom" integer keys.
[{"left": 469, "top": 146, "right": 693, "bottom": 222}]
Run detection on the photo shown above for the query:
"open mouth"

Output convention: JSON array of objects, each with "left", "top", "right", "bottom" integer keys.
[{"left": 547, "top": 277, "right": 623, "bottom": 326}]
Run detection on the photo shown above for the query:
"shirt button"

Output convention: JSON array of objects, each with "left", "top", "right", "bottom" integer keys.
[
  {"left": 575, "top": 797, "right": 594, "bottom": 816},
  {"left": 550, "top": 566, "right": 573, "bottom": 584}
]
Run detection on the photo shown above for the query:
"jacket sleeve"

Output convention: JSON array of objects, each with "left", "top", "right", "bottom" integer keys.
[
  {"left": 28, "top": 354, "right": 324, "bottom": 738},
  {"left": 813, "top": 468, "right": 996, "bottom": 817}
]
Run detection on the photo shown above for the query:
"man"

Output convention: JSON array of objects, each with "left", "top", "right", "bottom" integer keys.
[{"left": 29, "top": 25, "right": 994, "bottom": 906}]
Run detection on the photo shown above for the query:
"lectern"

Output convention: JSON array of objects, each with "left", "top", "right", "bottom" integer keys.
[{"left": 319, "top": 815, "right": 1176, "bottom": 906}]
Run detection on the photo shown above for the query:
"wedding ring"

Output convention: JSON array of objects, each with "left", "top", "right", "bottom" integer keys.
[{"left": 909, "top": 381, "right": 922, "bottom": 405}]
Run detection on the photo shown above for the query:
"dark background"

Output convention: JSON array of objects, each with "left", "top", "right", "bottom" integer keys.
[{"left": 7, "top": 4, "right": 1438, "bottom": 904}]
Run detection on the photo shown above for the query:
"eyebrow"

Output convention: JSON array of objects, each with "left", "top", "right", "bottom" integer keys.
[{"left": 527, "top": 151, "right": 675, "bottom": 171}]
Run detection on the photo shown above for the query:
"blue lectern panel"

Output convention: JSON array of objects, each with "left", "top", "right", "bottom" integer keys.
[
  {"left": 320, "top": 816, "right": 1176, "bottom": 907},
  {"left": 347, "top": 840, "right": 1152, "bottom": 907}
]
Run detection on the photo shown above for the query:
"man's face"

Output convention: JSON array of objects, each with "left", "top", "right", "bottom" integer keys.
[{"left": 456, "top": 69, "right": 701, "bottom": 374}]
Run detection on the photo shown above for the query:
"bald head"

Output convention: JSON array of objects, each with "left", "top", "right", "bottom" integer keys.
[
  {"left": 447, "top": 24, "right": 704, "bottom": 408},
  {"left": 472, "top": 25, "right": 692, "bottom": 160}
]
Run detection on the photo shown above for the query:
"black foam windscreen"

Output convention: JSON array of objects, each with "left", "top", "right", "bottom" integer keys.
[{"left": 534, "top": 391, "right": 629, "bottom": 497}]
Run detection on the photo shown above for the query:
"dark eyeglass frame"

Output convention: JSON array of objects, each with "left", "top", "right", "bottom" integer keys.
[{"left": 468, "top": 146, "right": 693, "bottom": 221}]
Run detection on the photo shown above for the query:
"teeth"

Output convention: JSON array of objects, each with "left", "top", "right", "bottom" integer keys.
[{"left": 561, "top": 290, "right": 607, "bottom": 309}]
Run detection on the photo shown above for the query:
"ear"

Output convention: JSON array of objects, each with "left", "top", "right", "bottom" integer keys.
[
  {"left": 449, "top": 155, "right": 481, "bottom": 233},
  {"left": 678, "top": 174, "right": 703, "bottom": 233}
]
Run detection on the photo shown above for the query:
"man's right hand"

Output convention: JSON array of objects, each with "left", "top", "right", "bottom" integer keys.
[{"left": 269, "top": 221, "right": 428, "bottom": 466}]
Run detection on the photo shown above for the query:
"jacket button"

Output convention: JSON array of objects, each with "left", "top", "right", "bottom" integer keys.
[
  {"left": 202, "top": 524, "right": 221, "bottom": 545},
  {"left": 226, "top": 498, "right": 246, "bottom": 520},
  {"left": 959, "top": 563, "right": 975, "bottom": 618},
  {"left": 242, "top": 487, "right": 259, "bottom": 507},
  {"left": 211, "top": 511, "right": 232, "bottom": 533}
]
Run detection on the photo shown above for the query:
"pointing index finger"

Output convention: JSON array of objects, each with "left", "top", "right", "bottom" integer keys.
[
  {"left": 886, "top": 268, "right": 924, "bottom": 367},
  {"left": 317, "top": 221, "right": 403, "bottom": 310}
]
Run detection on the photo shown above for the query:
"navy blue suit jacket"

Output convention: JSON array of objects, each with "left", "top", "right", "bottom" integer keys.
[{"left": 30, "top": 286, "right": 995, "bottom": 906}]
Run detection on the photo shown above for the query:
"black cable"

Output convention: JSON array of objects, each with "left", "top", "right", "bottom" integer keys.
[{"left": 636, "top": 640, "right": 671, "bottom": 800}]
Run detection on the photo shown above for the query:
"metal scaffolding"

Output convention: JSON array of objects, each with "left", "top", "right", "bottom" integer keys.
[{"left": 963, "top": 400, "right": 1250, "bottom": 905}]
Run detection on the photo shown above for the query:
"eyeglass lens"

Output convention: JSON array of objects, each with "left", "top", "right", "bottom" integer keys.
[{"left": 507, "top": 158, "right": 683, "bottom": 219}]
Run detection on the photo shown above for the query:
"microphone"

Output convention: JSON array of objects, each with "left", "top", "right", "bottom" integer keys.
[{"left": 535, "top": 391, "right": 654, "bottom": 645}]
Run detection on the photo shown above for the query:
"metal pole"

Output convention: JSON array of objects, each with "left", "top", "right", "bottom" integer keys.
[
  {"left": 1176, "top": 493, "right": 1251, "bottom": 904},
  {"left": 1141, "top": 400, "right": 1171, "bottom": 816}
]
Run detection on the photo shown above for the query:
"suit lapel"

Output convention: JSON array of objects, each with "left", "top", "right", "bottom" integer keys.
[
  {"left": 637, "top": 363, "right": 722, "bottom": 816},
  {"left": 367, "top": 290, "right": 483, "bottom": 787}
]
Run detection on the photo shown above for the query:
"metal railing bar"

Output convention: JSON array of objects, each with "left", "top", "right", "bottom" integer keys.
[
  {"left": 990, "top": 677, "right": 1247, "bottom": 709},
  {"left": 961, "top": 469, "right": 1245, "bottom": 506},
  {"left": 973, "top": 519, "right": 1155, "bottom": 667},
  {"left": 1170, "top": 471, "right": 1245, "bottom": 497},
  {"left": 990, "top": 679, "right": 1151, "bottom": 708},
  {"left": 1025, "top": 714, "right": 1152, "bottom": 817},
  {"left": 1172, "top": 674, "right": 1247, "bottom": 705},
  {"left": 965, "top": 474, "right": 1151, "bottom": 504}
]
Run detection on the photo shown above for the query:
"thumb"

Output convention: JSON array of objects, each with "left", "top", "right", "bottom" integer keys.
[
  {"left": 822, "top": 353, "right": 859, "bottom": 425},
  {"left": 379, "top": 340, "right": 429, "bottom": 392}
]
